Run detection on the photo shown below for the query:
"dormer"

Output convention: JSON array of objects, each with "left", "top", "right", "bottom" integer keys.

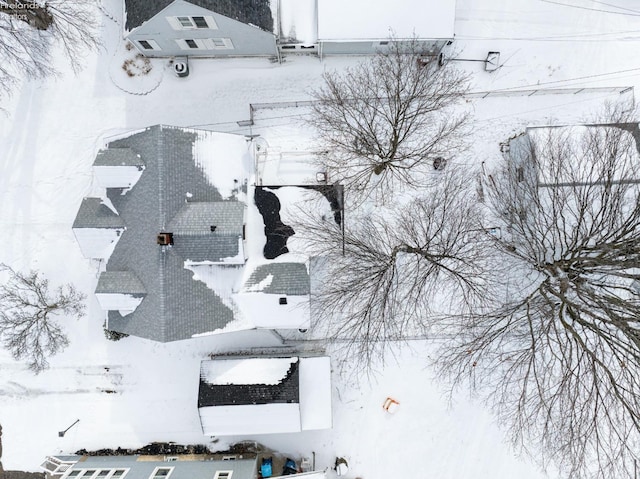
[
  {"left": 72, "top": 198, "right": 125, "bottom": 260},
  {"left": 93, "top": 147, "right": 145, "bottom": 190},
  {"left": 95, "top": 271, "right": 146, "bottom": 316}
]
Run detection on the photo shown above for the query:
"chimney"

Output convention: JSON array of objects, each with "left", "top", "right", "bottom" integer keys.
[{"left": 157, "top": 232, "right": 174, "bottom": 245}]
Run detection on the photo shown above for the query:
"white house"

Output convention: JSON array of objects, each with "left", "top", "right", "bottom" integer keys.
[{"left": 124, "top": 0, "right": 278, "bottom": 58}]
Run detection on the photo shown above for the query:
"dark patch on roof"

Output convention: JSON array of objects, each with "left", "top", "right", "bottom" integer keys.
[
  {"left": 244, "top": 263, "right": 309, "bottom": 295},
  {"left": 264, "top": 184, "right": 344, "bottom": 226},
  {"left": 254, "top": 187, "right": 294, "bottom": 259},
  {"left": 125, "top": 0, "right": 274, "bottom": 32},
  {"left": 73, "top": 198, "right": 125, "bottom": 229},
  {"left": 198, "top": 359, "right": 300, "bottom": 407}
]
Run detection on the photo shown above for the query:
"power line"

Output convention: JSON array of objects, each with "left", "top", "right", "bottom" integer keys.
[
  {"left": 539, "top": 0, "right": 640, "bottom": 16},
  {"left": 475, "top": 92, "right": 618, "bottom": 124},
  {"left": 456, "top": 29, "right": 640, "bottom": 42},
  {"left": 482, "top": 66, "right": 640, "bottom": 92}
]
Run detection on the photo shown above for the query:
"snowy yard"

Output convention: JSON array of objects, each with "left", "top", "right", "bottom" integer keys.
[{"left": 1, "top": 0, "right": 640, "bottom": 478}]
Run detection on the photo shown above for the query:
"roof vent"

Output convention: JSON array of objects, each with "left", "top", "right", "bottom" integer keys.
[
  {"left": 173, "top": 57, "right": 189, "bottom": 77},
  {"left": 279, "top": 297, "right": 287, "bottom": 305},
  {"left": 157, "top": 232, "right": 174, "bottom": 245},
  {"left": 210, "top": 225, "right": 217, "bottom": 232}
]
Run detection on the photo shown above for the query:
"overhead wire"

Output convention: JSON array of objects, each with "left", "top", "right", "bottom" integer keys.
[
  {"left": 538, "top": 0, "right": 640, "bottom": 16},
  {"left": 588, "top": 0, "right": 640, "bottom": 14},
  {"left": 455, "top": 31, "right": 640, "bottom": 42}
]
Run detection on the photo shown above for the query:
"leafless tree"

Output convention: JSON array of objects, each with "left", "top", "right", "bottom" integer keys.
[
  {"left": 434, "top": 105, "right": 640, "bottom": 479},
  {"left": 0, "top": 1, "right": 101, "bottom": 101},
  {"left": 0, "top": 264, "right": 86, "bottom": 373},
  {"left": 309, "top": 37, "right": 470, "bottom": 202},
  {"left": 299, "top": 169, "right": 492, "bottom": 370}
]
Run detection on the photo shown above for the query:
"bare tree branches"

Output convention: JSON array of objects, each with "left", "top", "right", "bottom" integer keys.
[
  {"left": 0, "top": 264, "right": 86, "bottom": 373},
  {"left": 0, "top": 1, "right": 101, "bottom": 101},
  {"left": 309, "top": 37, "right": 471, "bottom": 201},
  {"left": 434, "top": 104, "right": 640, "bottom": 479},
  {"left": 299, "top": 169, "right": 491, "bottom": 370}
]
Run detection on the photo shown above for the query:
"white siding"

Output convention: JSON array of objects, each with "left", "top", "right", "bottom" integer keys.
[
  {"left": 199, "top": 403, "right": 301, "bottom": 435},
  {"left": 94, "top": 165, "right": 144, "bottom": 189},
  {"left": 95, "top": 293, "right": 144, "bottom": 316},
  {"left": 73, "top": 227, "right": 124, "bottom": 260}
]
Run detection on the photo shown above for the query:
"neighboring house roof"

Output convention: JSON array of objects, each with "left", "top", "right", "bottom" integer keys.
[
  {"left": 73, "top": 125, "right": 312, "bottom": 342},
  {"left": 509, "top": 123, "right": 640, "bottom": 186},
  {"left": 43, "top": 454, "right": 258, "bottom": 479},
  {"left": 124, "top": 0, "right": 274, "bottom": 32},
  {"left": 316, "top": 0, "right": 456, "bottom": 41},
  {"left": 198, "top": 356, "right": 332, "bottom": 435}
]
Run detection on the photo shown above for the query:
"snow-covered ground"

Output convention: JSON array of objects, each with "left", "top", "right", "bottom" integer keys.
[{"left": 1, "top": 0, "right": 640, "bottom": 477}]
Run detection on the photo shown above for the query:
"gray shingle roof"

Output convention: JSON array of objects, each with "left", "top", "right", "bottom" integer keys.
[
  {"left": 244, "top": 262, "right": 310, "bottom": 295},
  {"left": 51, "top": 455, "right": 258, "bottom": 479},
  {"left": 124, "top": 0, "right": 274, "bottom": 32},
  {"left": 169, "top": 202, "right": 244, "bottom": 262},
  {"left": 73, "top": 198, "right": 125, "bottom": 229},
  {"left": 94, "top": 147, "right": 144, "bottom": 167},
  {"left": 172, "top": 235, "right": 241, "bottom": 262},
  {"left": 169, "top": 201, "right": 244, "bottom": 235},
  {"left": 96, "top": 271, "right": 146, "bottom": 294},
  {"left": 99, "top": 125, "right": 242, "bottom": 342},
  {"left": 198, "top": 358, "right": 300, "bottom": 407}
]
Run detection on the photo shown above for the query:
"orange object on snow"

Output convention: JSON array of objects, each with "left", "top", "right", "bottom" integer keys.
[{"left": 382, "top": 397, "right": 400, "bottom": 413}]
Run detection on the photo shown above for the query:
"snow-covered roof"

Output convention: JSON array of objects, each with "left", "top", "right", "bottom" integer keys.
[
  {"left": 299, "top": 356, "right": 332, "bottom": 430},
  {"left": 201, "top": 357, "right": 298, "bottom": 385},
  {"left": 234, "top": 260, "right": 311, "bottom": 329},
  {"left": 277, "top": 0, "right": 318, "bottom": 45},
  {"left": 316, "top": 0, "right": 456, "bottom": 41},
  {"left": 198, "top": 356, "right": 332, "bottom": 435}
]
